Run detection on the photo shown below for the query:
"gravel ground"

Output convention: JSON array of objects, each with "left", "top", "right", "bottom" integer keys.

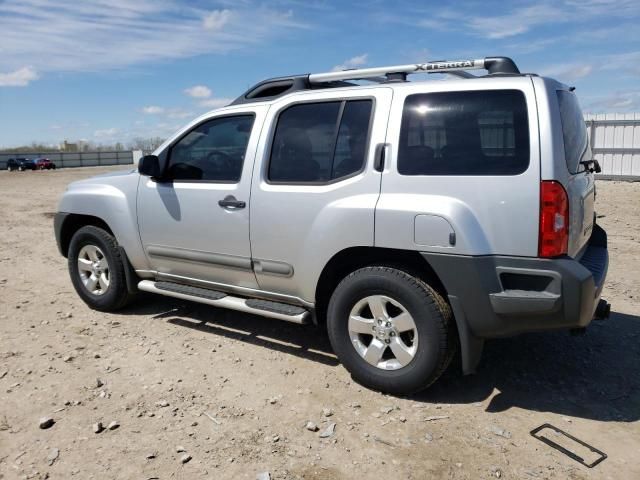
[{"left": 1, "top": 166, "right": 639, "bottom": 480}]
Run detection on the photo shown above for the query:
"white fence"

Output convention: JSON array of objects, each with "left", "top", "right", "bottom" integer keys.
[{"left": 586, "top": 113, "right": 640, "bottom": 178}]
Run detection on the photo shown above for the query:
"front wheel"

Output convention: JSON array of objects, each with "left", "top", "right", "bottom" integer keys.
[
  {"left": 68, "top": 225, "right": 133, "bottom": 311},
  {"left": 327, "top": 266, "right": 455, "bottom": 395}
]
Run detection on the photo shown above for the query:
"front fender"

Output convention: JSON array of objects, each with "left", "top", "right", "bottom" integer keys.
[{"left": 56, "top": 171, "right": 149, "bottom": 271}]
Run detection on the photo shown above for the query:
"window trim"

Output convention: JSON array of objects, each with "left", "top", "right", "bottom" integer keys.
[
  {"left": 161, "top": 112, "right": 257, "bottom": 184},
  {"left": 264, "top": 96, "right": 376, "bottom": 186},
  {"left": 556, "top": 89, "right": 590, "bottom": 175},
  {"left": 397, "top": 89, "right": 530, "bottom": 177}
]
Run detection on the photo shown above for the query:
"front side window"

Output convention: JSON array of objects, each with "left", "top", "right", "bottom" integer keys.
[
  {"left": 166, "top": 115, "right": 254, "bottom": 181},
  {"left": 398, "top": 90, "right": 530, "bottom": 175},
  {"left": 269, "top": 99, "right": 373, "bottom": 183},
  {"left": 557, "top": 90, "right": 590, "bottom": 174}
]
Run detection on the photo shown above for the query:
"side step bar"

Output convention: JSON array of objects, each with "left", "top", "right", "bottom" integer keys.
[{"left": 137, "top": 280, "right": 310, "bottom": 324}]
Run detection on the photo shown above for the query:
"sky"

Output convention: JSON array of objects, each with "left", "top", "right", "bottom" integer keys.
[{"left": 1, "top": 0, "right": 639, "bottom": 148}]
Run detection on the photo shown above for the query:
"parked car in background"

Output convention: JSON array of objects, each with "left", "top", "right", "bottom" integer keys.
[
  {"left": 35, "top": 158, "right": 57, "bottom": 170},
  {"left": 19, "top": 158, "right": 38, "bottom": 171},
  {"left": 7, "top": 158, "right": 38, "bottom": 171},
  {"left": 7, "top": 157, "right": 28, "bottom": 171}
]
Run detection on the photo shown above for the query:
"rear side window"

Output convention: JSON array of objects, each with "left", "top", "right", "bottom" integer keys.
[
  {"left": 398, "top": 90, "right": 530, "bottom": 175},
  {"left": 557, "top": 91, "right": 590, "bottom": 174},
  {"left": 269, "top": 99, "right": 373, "bottom": 183}
]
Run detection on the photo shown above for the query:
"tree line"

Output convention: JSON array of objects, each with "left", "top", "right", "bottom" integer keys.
[{"left": 2, "top": 137, "right": 166, "bottom": 153}]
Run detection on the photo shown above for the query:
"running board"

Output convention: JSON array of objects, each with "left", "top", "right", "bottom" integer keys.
[{"left": 137, "top": 280, "right": 310, "bottom": 324}]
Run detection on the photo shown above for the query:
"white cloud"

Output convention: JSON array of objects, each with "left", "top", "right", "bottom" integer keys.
[
  {"left": 0, "top": 1, "right": 307, "bottom": 75},
  {"left": 184, "top": 85, "right": 212, "bottom": 98},
  {"left": 586, "top": 90, "right": 640, "bottom": 112},
  {"left": 608, "top": 98, "right": 633, "bottom": 108},
  {"left": 166, "top": 109, "right": 193, "bottom": 119},
  {"left": 332, "top": 54, "right": 368, "bottom": 72},
  {"left": 396, "top": 1, "right": 640, "bottom": 40},
  {"left": 541, "top": 64, "right": 593, "bottom": 82},
  {"left": 0, "top": 66, "right": 38, "bottom": 86},
  {"left": 200, "top": 98, "right": 232, "bottom": 109},
  {"left": 468, "top": 5, "right": 564, "bottom": 39},
  {"left": 142, "top": 105, "right": 164, "bottom": 114},
  {"left": 203, "top": 9, "right": 232, "bottom": 30},
  {"left": 94, "top": 127, "right": 119, "bottom": 138}
]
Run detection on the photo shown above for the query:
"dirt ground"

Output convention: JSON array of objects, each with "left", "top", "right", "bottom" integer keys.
[{"left": 1, "top": 166, "right": 639, "bottom": 480}]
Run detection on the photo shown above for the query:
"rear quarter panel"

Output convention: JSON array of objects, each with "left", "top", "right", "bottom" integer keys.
[{"left": 376, "top": 77, "right": 541, "bottom": 256}]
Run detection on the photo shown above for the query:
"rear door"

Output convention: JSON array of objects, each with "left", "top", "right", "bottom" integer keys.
[
  {"left": 249, "top": 87, "right": 393, "bottom": 303},
  {"left": 556, "top": 89, "right": 596, "bottom": 256},
  {"left": 376, "top": 79, "right": 540, "bottom": 257}
]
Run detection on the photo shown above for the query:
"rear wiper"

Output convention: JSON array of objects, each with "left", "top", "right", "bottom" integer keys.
[{"left": 579, "top": 159, "right": 601, "bottom": 174}]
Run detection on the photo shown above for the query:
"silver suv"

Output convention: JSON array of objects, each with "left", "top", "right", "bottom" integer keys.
[{"left": 54, "top": 57, "right": 610, "bottom": 394}]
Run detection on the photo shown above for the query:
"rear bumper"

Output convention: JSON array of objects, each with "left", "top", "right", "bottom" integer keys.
[{"left": 422, "top": 224, "right": 609, "bottom": 338}]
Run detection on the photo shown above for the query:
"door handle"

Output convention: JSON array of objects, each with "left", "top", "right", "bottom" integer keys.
[
  {"left": 218, "top": 195, "right": 246, "bottom": 209},
  {"left": 374, "top": 143, "right": 388, "bottom": 172}
]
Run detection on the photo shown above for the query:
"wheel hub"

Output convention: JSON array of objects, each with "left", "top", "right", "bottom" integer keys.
[
  {"left": 348, "top": 295, "right": 418, "bottom": 370},
  {"left": 77, "top": 244, "right": 110, "bottom": 296},
  {"left": 372, "top": 319, "right": 396, "bottom": 343}
]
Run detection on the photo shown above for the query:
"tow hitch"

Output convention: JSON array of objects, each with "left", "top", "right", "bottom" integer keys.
[{"left": 594, "top": 299, "right": 611, "bottom": 321}]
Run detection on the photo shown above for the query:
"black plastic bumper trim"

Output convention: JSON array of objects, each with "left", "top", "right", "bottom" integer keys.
[
  {"left": 53, "top": 212, "right": 70, "bottom": 257},
  {"left": 421, "top": 226, "right": 608, "bottom": 340}
]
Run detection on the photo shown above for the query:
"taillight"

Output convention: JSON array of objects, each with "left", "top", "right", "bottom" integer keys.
[{"left": 539, "top": 181, "right": 569, "bottom": 258}]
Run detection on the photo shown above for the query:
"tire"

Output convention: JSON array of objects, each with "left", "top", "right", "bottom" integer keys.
[
  {"left": 327, "top": 266, "right": 455, "bottom": 395},
  {"left": 67, "top": 225, "right": 133, "bottom": 311}
]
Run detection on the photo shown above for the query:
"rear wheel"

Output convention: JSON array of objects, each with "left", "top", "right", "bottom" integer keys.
[
  {"left": 327, "top": 266, "right": 455, "bottom": 395},
  {"left": 68, "top": 225, "right": 133, "bottom": 311}
]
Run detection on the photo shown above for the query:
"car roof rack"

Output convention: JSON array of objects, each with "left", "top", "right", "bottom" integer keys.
[{"left": 231, "top": 56, "right": 520, "bottom": 105}]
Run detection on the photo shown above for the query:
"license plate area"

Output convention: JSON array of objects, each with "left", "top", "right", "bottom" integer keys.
[{"left": 530, "top": 424, "right": 607, "bottom": 468}]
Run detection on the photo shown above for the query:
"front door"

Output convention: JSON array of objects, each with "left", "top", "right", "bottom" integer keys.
[{"left": 137, "top": 106, "right": 267, "bottom": 289}]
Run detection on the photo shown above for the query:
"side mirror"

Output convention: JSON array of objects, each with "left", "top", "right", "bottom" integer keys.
[{"left": 139, "top": 155, "right": 162, "bottom": 178}]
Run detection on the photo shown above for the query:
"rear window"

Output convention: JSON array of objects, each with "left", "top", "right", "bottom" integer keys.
[
  {"left": 398, "top": 90, "right": 530, "bottom": 175},
  {"left": 557, "top": 91, "right": 590, "bottom": 174}
]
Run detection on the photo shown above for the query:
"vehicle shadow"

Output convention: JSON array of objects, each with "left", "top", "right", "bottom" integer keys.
[
  {"left": 122, "top": 297, "right": 640, "bottom": 422},
  {"left": 416, "top": 310, "right": 640, "bottom": 423},
  {"left": 121, "top": 293, "right": 338, "bottom": 367}
]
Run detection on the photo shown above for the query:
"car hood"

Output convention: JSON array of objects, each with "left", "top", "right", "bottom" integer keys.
[{"left": 64, "top": 168, "right": 140, "bottom": 194}]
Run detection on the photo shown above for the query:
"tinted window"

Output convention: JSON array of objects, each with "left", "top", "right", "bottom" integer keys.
[
  {"left": 332, "top": 100, "right": 373, "bottom": 179},
  {"left": 557, "top": 91, "right": 590, "bottom": 174},
  {"left": 167, "top": 115, "right": 254, "bottom": 181},
  {"left": 269, "top": 100, "right": 372, "bottom": 183},
  {"left": 398, "top": 90, "right": 529, "bottom": 175}
]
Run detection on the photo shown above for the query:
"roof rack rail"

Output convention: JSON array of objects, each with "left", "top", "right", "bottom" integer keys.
[
  {"left": 308, "top": 56, "right": 520, "bottom": 84},
  {"left": 230, "top": 56, "right": 520, "bottom": 105}
]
